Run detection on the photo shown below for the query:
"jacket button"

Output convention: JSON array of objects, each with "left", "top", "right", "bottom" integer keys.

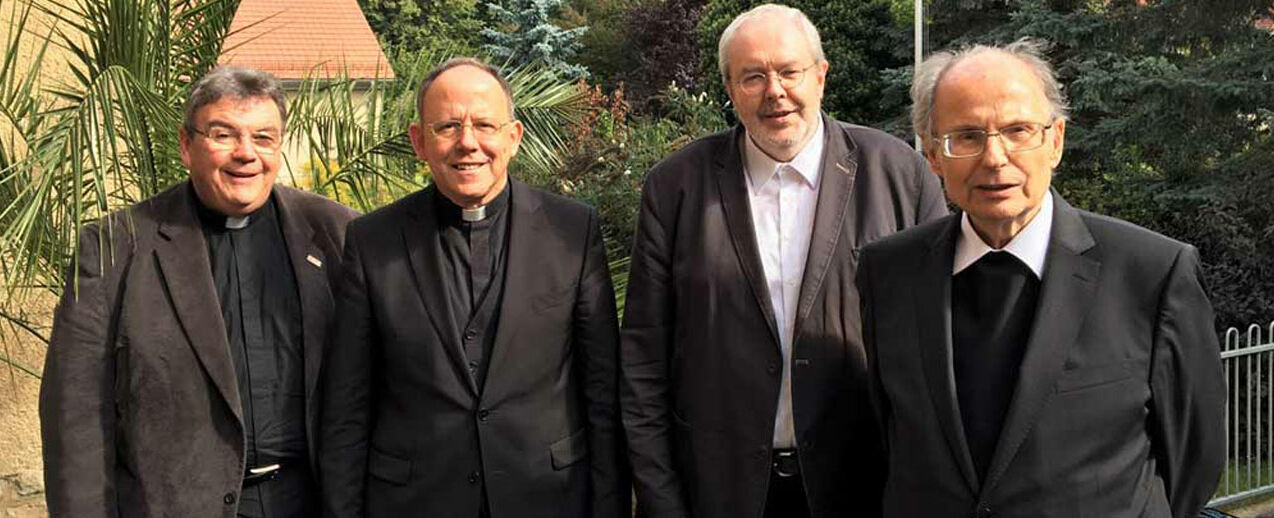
[
  {"left": 975, "top": 505, "right": 992, "bottom": 518},
  {"left": 767, "top": 363, "right": 778, "bottom": 374},
  {"left": 223, "top": 493, "right": 236, "bottom": 505},
  {"left": 464, "top": 329, "right": 477, "bottom": 340},
  {"left": 468, "top": 471, "right": 481, "bottom": 484},
  {"left": 478, "top": 409, "right": 491, "bottom": 421}
]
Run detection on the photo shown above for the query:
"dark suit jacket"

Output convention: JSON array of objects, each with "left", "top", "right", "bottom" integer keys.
[
  {"left": 39, "top": 182, "right": 358, "bottom": 518},
  {"left": 622, "top": 116, "right": 947, "bottom": 518},
  {"left": 858, "top": 194, "right": 1225, "bottom": 518},
  {"left": 318, "top": 180, "right": 628, "bottom": 518}
]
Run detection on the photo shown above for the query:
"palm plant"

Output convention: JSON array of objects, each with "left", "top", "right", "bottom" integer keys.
[
  {"left": 0, "top": 0, "right": 238, "bottom": 378},
  {"left": 0, "top": 0, "right": 587, "bottom": 378}
]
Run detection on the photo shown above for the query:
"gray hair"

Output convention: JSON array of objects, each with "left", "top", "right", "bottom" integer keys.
[
  {"left": 182, "top": 66, "right": 287, "bottom": 134},
  {"left": 911, "top": 38, "right": 1069, "bottom": 144},
  {"left": 717, "top": 4, "right": 826, "bottom": 84},
  {"left": 415, "top": 57, "right": 516, "bottom": 121}
]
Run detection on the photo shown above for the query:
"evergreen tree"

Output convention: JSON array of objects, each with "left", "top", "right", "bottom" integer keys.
[{"left": 482, "top": 0, "right": 590, "bottom": 79}]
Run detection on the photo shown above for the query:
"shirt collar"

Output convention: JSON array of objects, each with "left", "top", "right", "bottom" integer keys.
[
  {"left": 194, "top": 184, "right": 273, "bottom": 231},
  {"left": 743, "top": 119, "right": 825, "bottom": 191},
  {"left": 953, "top": 191, "right": 1053, "bottom": 278},
  {"left": 434, "top": 181, "right": 510, "bottom": 227}
]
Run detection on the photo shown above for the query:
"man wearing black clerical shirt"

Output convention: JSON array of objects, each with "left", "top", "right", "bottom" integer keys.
[
  {"left": 40, "top": 66, "right": 358, "bottom": 518},
  {"left": 319, "top": 58, "right": 629, "bottom": 518},
  {"left": 434, "top": 185, "right": 510, "bottom": 386},
  {"left": 858, "top": 40, "right": 1224, "bottom": 518},
  {"left": 198, "top": 193, "right": 314, "bottom": 517}
]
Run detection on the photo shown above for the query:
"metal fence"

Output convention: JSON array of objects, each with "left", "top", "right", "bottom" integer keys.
[{"left": 1211, "top": 320, "right": 1274, "bottom": 507}]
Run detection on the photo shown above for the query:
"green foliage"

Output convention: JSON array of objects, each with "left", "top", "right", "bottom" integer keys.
[
  {"left": 482, "top": 0, "right": 590, "bottom": 79},
  {"left": 0, "top": 0, "right": 239, "bottom": 376},
  {"left": 697, "top": 0, "right": 913, "bottom": 130},
  {"left": 529, "top": 81, "right": 727, "bottom": 262},
  {"left": 561, "top": 0, "right": 637, "bottom": 93},
  {"left": 358, "top": 0, "right": 484, "bottom": 56},
  {"left": 614, "top": 0, "right": 707, "bottom": 111}
]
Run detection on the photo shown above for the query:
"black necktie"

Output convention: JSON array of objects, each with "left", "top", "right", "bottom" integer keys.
[{"left": 951, "top": 251, "right": 1041, "bottom": 480}]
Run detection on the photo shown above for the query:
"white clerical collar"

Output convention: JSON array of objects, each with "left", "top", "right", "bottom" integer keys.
[
  {"left": 224, "top": 215, "right": 250, "bottom": 229},
  {"left": 461, "top": 206, "right": 487, "bottom": 222},
  {"left": 743, "top": 119, "right": 825, "bottom": 191},
  {"left": 953, "top": 191, "right": 1054, "bottom": 278}
]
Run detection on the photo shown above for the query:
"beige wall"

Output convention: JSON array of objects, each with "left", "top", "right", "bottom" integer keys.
[
  {"left": 1, "top": 0, "right": 73, "bottom": 513},
  {"left": 0, "top": 290, "right": 52, "bottom": 517}
]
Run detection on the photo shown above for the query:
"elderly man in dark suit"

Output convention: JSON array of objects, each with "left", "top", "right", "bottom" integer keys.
[
  {"left": 858, "top": 39, "right": 1225, "bottom": 518},
  {"left": 620, "top": 4, "right": 947, "bottom": 518},
  {"left": 318, "top": 58, "right": 629, "bottom": 518},
  {"left": 40, "top": 66, "right": 359, "bottom": 517}
]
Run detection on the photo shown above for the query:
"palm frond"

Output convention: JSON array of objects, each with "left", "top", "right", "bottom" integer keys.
[{"left": 0, "top": 0, "right": 240, "bottom": 361}]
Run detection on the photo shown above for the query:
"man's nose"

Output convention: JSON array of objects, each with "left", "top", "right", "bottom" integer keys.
[
  {"left": 230, "top": 136, "right": 260, "bottom": 161},
  {"left": 763, "top": 72, "right": 787, "bottom": 99},
  {"left": 980, "top": 133, "right": 1010, "bottom": 168},
  {"left": 455, "top": 124, "right": 481, "bottom": 150}
]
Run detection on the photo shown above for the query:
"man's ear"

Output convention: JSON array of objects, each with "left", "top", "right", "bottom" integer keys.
[
  {"left": 407, "top": 122, "right": 428, "bottom": 161},
  {"left": 178, "top": 127, "right": 192, "bottom": 168},
  {"left": 922, "top": 143, "right": 945, "bottom": 180},
  {"left": 1049, "top": 119, "right": 1066, "bottom": 168}
]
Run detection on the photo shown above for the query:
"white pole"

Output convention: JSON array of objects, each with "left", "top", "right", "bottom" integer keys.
[{"left": 914, "top": 0, "right": 924, "bottom": 150}]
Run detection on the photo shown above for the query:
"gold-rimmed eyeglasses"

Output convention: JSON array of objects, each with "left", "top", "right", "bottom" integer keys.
[
  {"left": 425, "top": 119, "right": 515, "bottom": 141},
  {"left": 934, "top": 121, "right": 1055, "bottom": 159},
  {"left": 735, "top": 63, "right": 819, "bottom": 95},
  {"left": 190, "top": 126, "right": 283, "bottom": 155}
]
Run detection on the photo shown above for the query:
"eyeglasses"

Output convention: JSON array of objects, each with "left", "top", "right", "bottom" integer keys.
[
  {"left": 191, "top": 126, "right": 283, "bottom": 155},
  {"left": 735, "top": 63, "right": 819, "bottom": 95},
  {"left": 934, "top": 121, "right": 1055, "bottom": 159},
  {"left": 425, "top": 119, "right": 515, "bottom": 141}
]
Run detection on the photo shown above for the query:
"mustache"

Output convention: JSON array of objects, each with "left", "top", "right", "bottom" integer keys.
[{"left": 757, "top": 102, "right": 799, "bottom": 117}]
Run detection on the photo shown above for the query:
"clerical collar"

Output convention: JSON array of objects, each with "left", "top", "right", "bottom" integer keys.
[
  {"left": 463, "top": 207, "right": 486, "bottom": 222},
  {"left": 193, "top": 184, "right": 272, "bottom": 231},
  {"left": 953, "top": 191, "right": 1054, "bottom": 279},
  {"left": 434, "top": 183, "right": 510, "bottom": 225}
]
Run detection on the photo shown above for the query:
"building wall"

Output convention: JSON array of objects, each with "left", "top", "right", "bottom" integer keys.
[{"left": 1, "top": 0, "right": 72, "bottom": 513}]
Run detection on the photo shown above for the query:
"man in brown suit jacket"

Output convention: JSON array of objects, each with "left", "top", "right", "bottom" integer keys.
[
  {"left": 40, "top": 66, "right": 358, "bottom": 517},
  {"left": 620, "top": 4, "right": 947, "bottom": 518}
]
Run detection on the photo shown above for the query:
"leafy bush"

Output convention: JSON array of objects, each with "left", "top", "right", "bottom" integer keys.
[{"left": 529, "top": 81, "right": 728, "bottom": 260}]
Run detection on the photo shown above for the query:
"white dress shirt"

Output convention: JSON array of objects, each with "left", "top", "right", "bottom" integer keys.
[
  {"left": 742, "top": 122, "right": 825, "bottom": 449},
  {"left": 953, "top": 191, "right": 1054, "bottom": 279}
]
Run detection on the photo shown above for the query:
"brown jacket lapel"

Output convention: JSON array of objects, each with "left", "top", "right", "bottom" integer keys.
[
  {"left": 152, "top": 185, "right": 241, "bottom": 424},
  {"left": 716, "top": 125, "right": 782, "bottom": 355},
  {"left": 793, "top": 116, "right": 859, "bottom": 340}
]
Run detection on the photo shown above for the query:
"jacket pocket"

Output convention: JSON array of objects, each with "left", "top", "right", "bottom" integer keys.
[
  {"left": 368, "top": 447, "right": 411, "bottom": 485},
  {"left": 549, "top": 428, "right": 588, "bottom": 470},
  {"left": 1056, "top": 359, "right": 1133, "bottom": 394}
]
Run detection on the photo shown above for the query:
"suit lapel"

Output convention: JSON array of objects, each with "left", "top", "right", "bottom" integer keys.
[
  {"left": 716, "top": 125, "right": 782, "bottom": 353},
  {"left": 914, "top": 216, "right": 981, "bottom": 494},
  {"left": 981, "top": 195, "right": 1100, "bottom": 494},
  {"left": 485, "top": 180, "right": 542, "bottom": 400},
  {"left": 273, "top": 188, "right": 329, "bottom": 463},
  {"left": 403, "top": 188, "right": 476, "bottom": 395},
  {"left": 152, "top": 184, "right": 241, "bottom": 424},
  {"left": 793, "top": 117, "right": 857, "bottom": 337}
]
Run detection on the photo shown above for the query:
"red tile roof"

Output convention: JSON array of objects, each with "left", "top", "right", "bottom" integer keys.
[{"left": 220, "top": 0, "right": 395, "bottom": 80}]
